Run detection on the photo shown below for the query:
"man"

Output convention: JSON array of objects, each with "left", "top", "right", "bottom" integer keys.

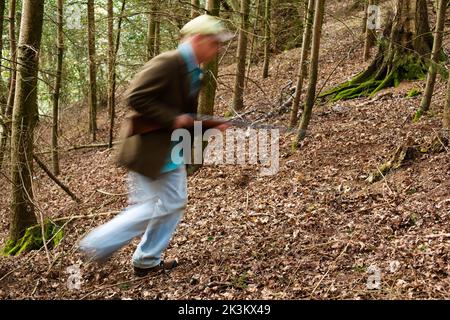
[{"left": 78, "top": 15, "right": 233, "bottom": 277}]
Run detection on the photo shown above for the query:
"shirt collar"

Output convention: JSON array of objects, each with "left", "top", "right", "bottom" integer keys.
[{"left": 178, "top": 42, "right": 200, "bottom": 72}]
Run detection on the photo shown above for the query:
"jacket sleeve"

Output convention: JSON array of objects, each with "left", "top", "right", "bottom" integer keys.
[{"left": 125, "top": 55, "right": 178, "bottom": 128}]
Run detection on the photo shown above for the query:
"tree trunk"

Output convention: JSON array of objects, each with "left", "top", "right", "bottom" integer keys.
[
  {"left": 416, "top": 0, "right": 446, "bottom": 119},
  {"left": 245, "top": 0, "right": 261, "bottom": 88},
  {"left": 0, "top": 0, "right": 17, "bottom": 170},
  {"left": 107, "top": 0, "right": 114, "bottom": 147},
  {"left": 261, "top": 0, "right": 271, "bottom": 78},
  {"left": 0, "top": 0, "right": 6, "bottom": 109},
  {"left": 289, "top": 0, "right": 315, "bottom": 128},
  {"left": 147, "top": 1, "right": 157, "bottom": 60},
  {"left": 108, "top": 0, "right": 126, "bottom": 148},
  {"left": 198, "top": 0, "right": 220, "bottom": 116},
  {"left": 6, "top": 0, "right": 17, "bottom": 120},
  {"left": 9, "top": 0, "right": 44, "bottom": 243},
  {"left": 444, "top": 75, "right": 450, "bottom": 131},
  {"left": 191, "top": 0, "right": 200, "bottom": 18},
  {"left": 294, "top": 0, "right": 325, "bottom": 144},
  {"left": 0, "top": 0, "right": 6, "bottom": 169},
  {"left": 362, "top": 0, "right": 368, "bottom": 35},
  {"left": 321, "top": 0, "right": 433, "bottom": 101},
  {"left": 363, "top": 0, "right": 377, "bottom": 61},
  {"left": 154, "top": 17, "right": 161, "bottom": 56},
  {"left": 52, "top": 0, "right": 64, "bottom": 176},
  {"left": 87, "top": 0, "right": 97, "bottom": 141},
  {"left": 232, "top": 0, "right": 250, "bottom": 111}
]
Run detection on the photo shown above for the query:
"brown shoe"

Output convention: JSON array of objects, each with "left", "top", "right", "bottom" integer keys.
[{"left": 133, "top": 260, "right": 178, "bottom": 277}]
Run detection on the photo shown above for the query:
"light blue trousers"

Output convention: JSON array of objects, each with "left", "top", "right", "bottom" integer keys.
[{"left": 79, "top": 166, "right": 187, "bottom": 268}]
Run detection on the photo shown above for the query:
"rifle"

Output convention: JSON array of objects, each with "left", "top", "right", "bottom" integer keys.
[{"left": 124, "top": 113, "right": 292, "bottom": 138}]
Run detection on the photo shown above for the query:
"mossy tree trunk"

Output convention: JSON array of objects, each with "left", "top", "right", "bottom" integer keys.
[
  {"left": 232, "top": 0, "right": 250, "bottom": 111},
  {"left": 294, "top": 0, "right": 325, "bottom": 144},
  {"left": 415, "top": 0, "right": 446, "bottom": 119},
  {"left": 198, "top": 0, "right": 220, "bottom": 116},
  {"left": 9, "top": 0, "right": 45, "bottom": 243},
  {"left": 289, "top": 0, "right": 315, "bottom": 128},
  {"left": 321, "top": 0, "right": 433, "bottom": 102}
]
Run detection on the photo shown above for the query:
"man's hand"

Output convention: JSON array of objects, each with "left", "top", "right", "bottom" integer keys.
[
  {"left": 215, "top": 123, "right": 231, "bottom": 132},
  {"left": 172, "top": 114, "right": 194, "bottom": 129}
]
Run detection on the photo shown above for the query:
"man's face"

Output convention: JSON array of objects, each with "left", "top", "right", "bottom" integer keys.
[{"left": 192, "top": 34, "right": 221, "bottom": 64}]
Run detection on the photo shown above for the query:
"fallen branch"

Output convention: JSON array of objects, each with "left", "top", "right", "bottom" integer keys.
[
  {"left": 33, "top": 154, "right": 80, "bottom": 203},
  {"left": 66, "top": 141, "right": 120, "bottom": 152},
  {"left": 80, "top": 272, "right": 158, "bottom": 300},
  {"left": 425, "top": 233, "right": 450, "bottom": 239},
  {"left": 53, "top": 210, "right": 120, "bottom": 222},
  {"left": 96, "top": 189, "right": 129, "bottom": 196}
]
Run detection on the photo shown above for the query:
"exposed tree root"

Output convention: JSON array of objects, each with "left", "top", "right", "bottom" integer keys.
[
  {"left": 366, "top": 135, "right": 449, "bottom": 184},
  {"left": 1, "top": 219, "right": 63, "bottom": 256},
  {"left": 320, "top": 47, "right": 428, "bottom": 102}
]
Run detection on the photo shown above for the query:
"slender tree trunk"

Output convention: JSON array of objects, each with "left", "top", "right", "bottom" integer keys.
[
  {"left": 232, "top": 0, "right": 250, "bottom": 111},
  {"left": 294, "top": 0, "right": 325, "bottom": 144},
  {"left": 289, "top": 0, "right": 315, "bottom": 128},
  {"left": 87, "top": 0, "right": 97, "bottom": 141},
  {"left": 245, "top": 0, "right": 261, "bottom": 88},
  {"left": 0, "top": 0, "right": 6, "bottom": 109},
  {"left": 147, "top": 1, "right": 157, "bottom": 60},
  {"left": 52, "top": 0, "right": 64, "bottom": 176},
  {"left": 191, "top": 0, "right": 200, "bottom": 18},
  {"left": 6, "top": 0, "right": 17, "bottom": 120},
  {"left": 444, "top": 75, "right": 450, "bottom": 131},
  {"left": 107, "top": 0, "right": 114, "bottom": 146},
  {"left": 198, "top": 0, "right": 220, "bottom": 116},
  {"left": 9, "top": 0, "right": 45, "bottom": 243},
  {"left": 0, "top": 0, "right": 6, "bottom": 169},
  {"left": 362, "top": 0, "right": 368, "bottom": 35},
  {"left": 363, "top": 0, "right": 377, "bottom": 61},
  {"left": 0, "top": 0, "right": 17, "bottom": 170},
  {"left": 108, "top": 0, "right": 126, "bottom": 148},
  {"left": 261, "top": 0, "right": 271, "bottom": 78},
  {"left": 154, "top": 17, "right": 161, "bottom": 56},
  {"left": 416, "top": 0, "right": 446, "bottom": 117}
]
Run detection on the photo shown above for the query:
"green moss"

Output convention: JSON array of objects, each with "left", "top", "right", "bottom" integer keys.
[
  {"left": 232, "top": 272, "right": 249, "bottom": 290},
  {"left": 413, "top": 109, "right": 423, "bottom": 122},
  {"left": 2, "top": 219, "right": 63, "bottom": 256},
  {"left": 223, "top": 110, "right": 234, "bottom": 118},
  {"left": 407, "top": 88, "right": 421, "bottom": 98},
  {"left": 321, "top": 52, "right": 428, "bottom": 102}
]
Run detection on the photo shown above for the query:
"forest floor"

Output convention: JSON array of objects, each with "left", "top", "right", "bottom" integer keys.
[{"left": 0, "top": 1, "right": 449, "bottom": 299}]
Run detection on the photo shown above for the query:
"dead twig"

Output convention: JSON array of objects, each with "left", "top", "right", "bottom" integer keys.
[
  {"left": 33, "top": 154, "right": 80, "bottom": 202},
  {"left": 310, "top": 239, "right": 352, "bottom": 298}
]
